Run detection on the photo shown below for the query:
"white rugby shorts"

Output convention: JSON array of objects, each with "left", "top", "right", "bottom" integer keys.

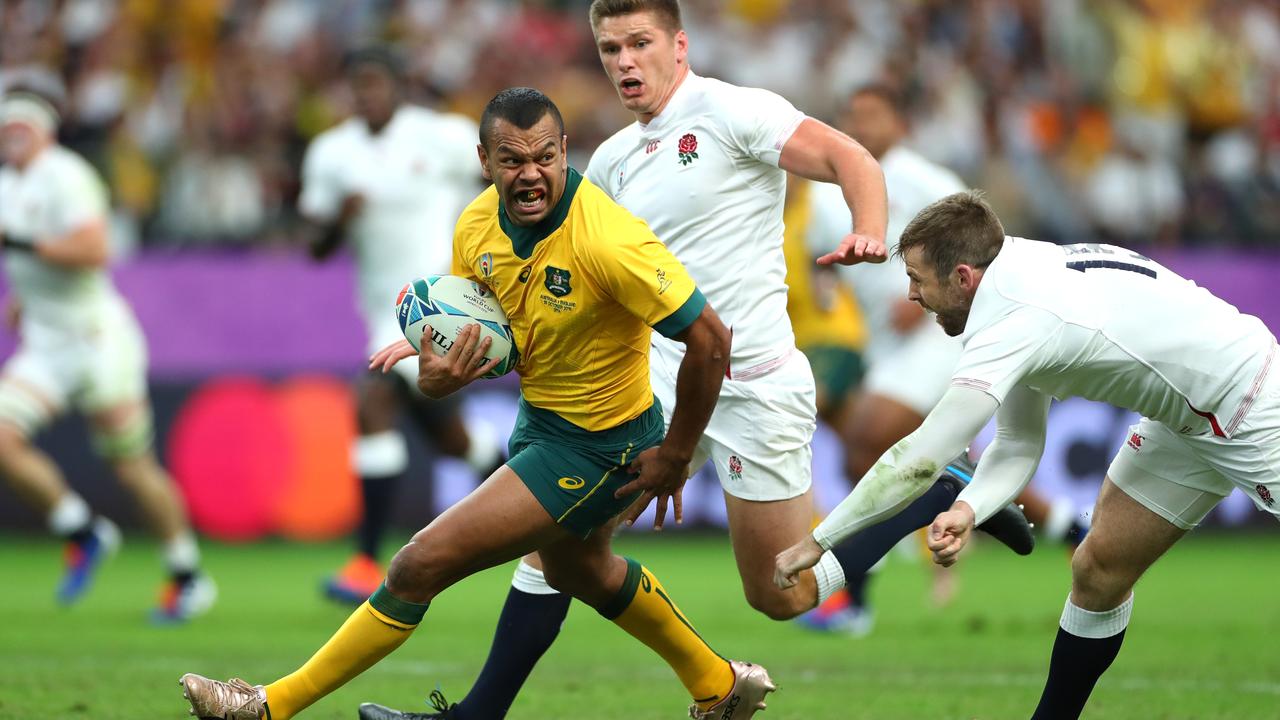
[
  {"left": 651, "top": 345, "right": 817, "bottom": 501},
  {"left": 0, "top": 301, "right": 148, "bottom": 431},
  {"left": 1109, "top": 353, "right": 1280, "bottom": 528}
]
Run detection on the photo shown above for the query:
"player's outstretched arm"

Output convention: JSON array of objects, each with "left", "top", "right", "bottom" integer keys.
[
  {"left": 929, "top": 386, "right": 1050, "bottom": 566},
  {"left": 778, "top": 118, "right": 888, "bottom": 266},
  {"left": 617, "top": 304, "right": 731, "bottom": 530},
  {"left": 774, "top": 386, "right": 998, "bottom": 589}
]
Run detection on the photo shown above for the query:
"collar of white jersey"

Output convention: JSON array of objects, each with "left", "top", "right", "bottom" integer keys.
[
  {"left": 637, "top": 71, "right": 701, "bottom": 133},
  {"left": 958, "top": 236, "right": 1014, "bottom": 344}
]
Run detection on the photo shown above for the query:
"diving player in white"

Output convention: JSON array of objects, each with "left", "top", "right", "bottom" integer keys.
[
  {"left": 802, "top": 84, "right": 1070, "bottom": 633},
  {"left": 776, "top": 191, "right": 1280, "bottom": 719},
  {"left": 0, "top": 90, "right": 214, "bottom": 621},
  {"left": 299, "top": 48, "right": 501, "bottom": 605}
]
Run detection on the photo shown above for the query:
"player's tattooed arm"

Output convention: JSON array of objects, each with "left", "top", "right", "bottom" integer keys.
[{"left": 618, "top": 303, "right": 731, "bottom": 530}]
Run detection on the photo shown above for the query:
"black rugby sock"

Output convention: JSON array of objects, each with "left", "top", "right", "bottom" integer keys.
[
  {"left": 453, "top": 587, "right": 572, "bottom": 720},
  {"left": 356, "top": 473, "right": 401, "bottom": 560},
  {"left": 1031, "top": 626, "right": 1126, "bottom": 719}
]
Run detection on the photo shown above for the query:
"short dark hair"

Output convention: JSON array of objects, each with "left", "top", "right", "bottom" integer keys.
[
  {"left": 895, "top": 191, "right": 1005, "bottom": 279},
  {"left": 589, "top": 0, "right": 682, "bottom": 32},
  {"left": 479, "top": 87, "right": 565, "bottom": 150},
  {"left": 850, "top": 82, "right": 906, "bottom": 118},
  {"left": 343, "top": 46, "right": 405, "bottom": 81}
]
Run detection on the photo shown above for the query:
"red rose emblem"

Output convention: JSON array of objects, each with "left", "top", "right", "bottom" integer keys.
[{"left": 677, "top": 133, "right": 699, "bottom": 166}]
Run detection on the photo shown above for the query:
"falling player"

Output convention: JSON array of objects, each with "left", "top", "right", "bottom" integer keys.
[{"left": 776, "top": 190, "right": 1280, "bottom": 719}]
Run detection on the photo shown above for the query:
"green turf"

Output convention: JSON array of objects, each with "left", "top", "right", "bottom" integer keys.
[{"left": 1, "top": 532, "right": 1277, "bottom": 720}]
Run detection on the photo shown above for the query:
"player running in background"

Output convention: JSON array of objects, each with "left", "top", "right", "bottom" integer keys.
[
  {"left": 776, "top": 191, "right": 1280, "bottom": 719},
  {"left": 357, "top": 3, "right": 1029, "bottom": 719},
  {"left": 299, "top": 47, "right": 502, "bottom": 604},
  {"left": 0, "top": 90, "right": 214, "bottom": 622},
  {"left": 180, "top": 87, "right": 776, "bottom": 720}
]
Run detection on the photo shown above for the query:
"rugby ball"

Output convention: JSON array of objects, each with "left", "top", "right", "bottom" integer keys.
[{"left": 395, "top": 275, "right": 519, "bottom": 378}]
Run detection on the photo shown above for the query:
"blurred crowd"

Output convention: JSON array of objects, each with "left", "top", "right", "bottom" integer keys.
[{"left": 3, "top": 0, "right": 1280, "bottom": 251}]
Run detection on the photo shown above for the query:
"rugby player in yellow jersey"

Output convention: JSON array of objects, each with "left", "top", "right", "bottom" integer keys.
[{"left": 177, "top": 87, "right": 777, "bottom": 720}]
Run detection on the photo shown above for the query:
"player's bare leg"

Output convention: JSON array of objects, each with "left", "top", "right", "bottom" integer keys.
[
  {"left": 724, "top": 488, "right": 824, "bottom": 619},
  {"left": 1031, "top": 477, "right": 1186, "bottom": 719},
  {"left": 535, "top": 525, "right": 766, "bottom": 718},
  {"left": 92, "top": 399, "right": 214, "bottom": 622},
  {"left": 183, "top": 466, "right": 563, "bottom": 720},
  {"left": 0, "top": 389, "right": 121, "bottom": 605},
  {"left": 0, "top": 421, "right": 68, "bottom": 512}
]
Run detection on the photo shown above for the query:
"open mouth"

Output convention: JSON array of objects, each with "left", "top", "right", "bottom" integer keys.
[
  {"left": 620, "top": 78, "right": 644, "bottom": 98},
  {"left": 513, "top": 188, "right": 546, "bottom": 214}
]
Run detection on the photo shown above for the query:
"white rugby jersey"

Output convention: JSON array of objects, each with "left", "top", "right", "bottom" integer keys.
[
  {"left": 300, "top": 105, "right": 480, "bottom": 330},
  {"left": 811, "top": 145, "right": 965, "bottom": 362},
  {"left": 0, "top": 145, "right": 124, "bottom": 330},
  {"left": 586, "top": 72, "right": 805, "bottom": 376},
  {"left": 953, "top": 237, "right": 1277, "bottom": 439}
]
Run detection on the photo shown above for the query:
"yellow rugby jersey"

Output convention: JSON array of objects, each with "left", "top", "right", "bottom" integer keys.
[
  {"left": 783, "top": 178, "right": 867, "bottom": 350},
  {"left": 452, "top": 168, "right": 704, "bottom": 431}
]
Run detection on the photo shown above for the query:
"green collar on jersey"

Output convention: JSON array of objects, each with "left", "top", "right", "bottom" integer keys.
[{"left": 498, "top": 167, "right": 582, "bottom": 259}]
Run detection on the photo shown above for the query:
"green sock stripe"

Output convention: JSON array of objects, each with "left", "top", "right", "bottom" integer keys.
[
  {"left": 654, "top": 586, "right": 726, "bottom": 662},
  {"left": 598, "top": 557, "right": 644, "bottom": 620},
  {"left": 369, "top": 582, "right": 430, "bottom": 625}
]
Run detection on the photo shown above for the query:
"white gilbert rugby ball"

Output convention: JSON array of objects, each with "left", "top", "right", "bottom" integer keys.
[{"left": 395, "top": 275, "right": 519, "bottom": 378}]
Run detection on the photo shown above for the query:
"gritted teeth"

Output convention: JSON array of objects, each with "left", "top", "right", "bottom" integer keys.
[{"left": 515, "top": 188, "right": 545, "bottom": 209}]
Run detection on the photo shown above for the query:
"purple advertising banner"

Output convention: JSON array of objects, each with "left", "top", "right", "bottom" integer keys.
[
  {"left": 0, "top": 250, "right": 370, "bottom": 377},
  {"left": 0, "top": 248, "right": 1275, "bottom": 378}
]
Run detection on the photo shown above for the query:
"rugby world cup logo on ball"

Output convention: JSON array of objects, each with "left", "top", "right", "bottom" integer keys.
[{"left": 395, "top": 275, "right": 519, "bottom": 378}]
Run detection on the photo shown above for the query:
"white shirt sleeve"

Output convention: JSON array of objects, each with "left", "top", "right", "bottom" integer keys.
[
  {"left": 719, "top": 85, "right": 805, "bottom": 167},
  {"left": 951, "top": 306, "right": 1057, "bottom": 403},
  {"left": 298, "top": 138, "right": 343, "bottom": 222},
  {"left": 51, "top": 158, "right": 108, "bottom": 235},
  {"left": 812, "top": 385, "right": 999, "bottom": 550},
  {"left": 956, "top": 385, "right": 1050, "bottom": 524}
]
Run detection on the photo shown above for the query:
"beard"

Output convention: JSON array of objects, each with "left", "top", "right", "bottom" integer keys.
[{"left": 934, "top": 309, "right": 968, "bottom": 336}]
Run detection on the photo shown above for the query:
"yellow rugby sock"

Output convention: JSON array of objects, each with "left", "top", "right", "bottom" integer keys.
[
  {"left": 600, "top": 559, "right": 734, "bottom": 711},
  {"left": 264, "top": 585, "right": 427, "bottom": 719}
]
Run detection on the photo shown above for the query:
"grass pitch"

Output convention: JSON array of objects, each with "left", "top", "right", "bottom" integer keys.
[{"left": 1, "top": 531, "right": 1277, "bottom": 720}]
